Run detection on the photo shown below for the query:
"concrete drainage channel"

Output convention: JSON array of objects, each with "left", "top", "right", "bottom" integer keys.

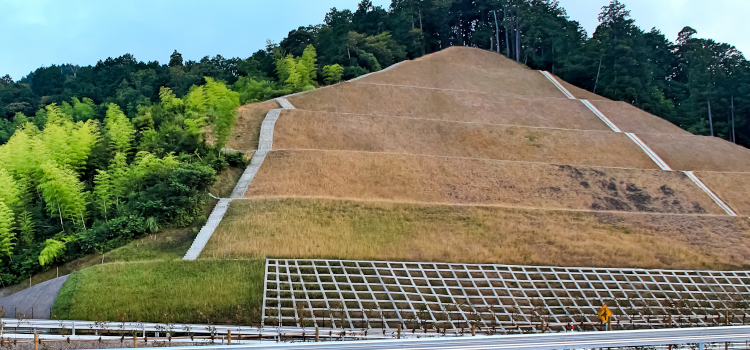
[{"left": 541, "top": 70, "right": 739, "bottom": 217}]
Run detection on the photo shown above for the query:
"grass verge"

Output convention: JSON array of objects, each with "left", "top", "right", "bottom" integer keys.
[{"left": 52, "top": 259, "right": 265, "bottom": 324}]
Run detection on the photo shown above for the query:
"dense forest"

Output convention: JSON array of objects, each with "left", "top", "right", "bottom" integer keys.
[{"left": 0, "top": 0, "right": 748, "bottom": 284}]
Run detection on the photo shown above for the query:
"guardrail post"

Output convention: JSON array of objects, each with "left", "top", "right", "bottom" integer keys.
[
  {"left": 133, "top": 333, "right": 137, "bottom": 348},
  {"left": 315, "top": 327, "right": 319, "bottom": 342},
  {"left": 397, "top": 324, "right": 401, "bottom": 339},
  {"left": 227, "top": 329, "right": 231, "bottom": 345},
  {"left": 34, "top": 333, "right": 38, "bottom": 350},
  {"left": 72, "top": 322, "right": 75, "bottom": 336},
  {"left": 699, "top": 342, "right": 704, "bottom": 350}
]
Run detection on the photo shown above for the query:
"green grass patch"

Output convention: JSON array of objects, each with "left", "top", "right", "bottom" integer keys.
[{"left": 52, "top": 259, "right": 265, "bottom": 325}]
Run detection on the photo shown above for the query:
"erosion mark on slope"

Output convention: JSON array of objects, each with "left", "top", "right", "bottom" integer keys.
[
  {"left": 183, "top": 98, "right": 295, "bottom": 260},
  {"left": 578, "top": 94, "right": 737, "bottom": 216}
]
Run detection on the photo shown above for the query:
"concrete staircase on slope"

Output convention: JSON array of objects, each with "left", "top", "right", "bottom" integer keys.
[
  {"left": 183, "top": 98, "right": 294, "bottom": 261},
  {"left": 183, "top": 199, "right": 232, "bottom": 260}
]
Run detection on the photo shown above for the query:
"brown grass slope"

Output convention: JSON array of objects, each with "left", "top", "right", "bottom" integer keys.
[
  {"left": 638, "top": 133, "right": 750, "bottom": 172},
  {"left": 204, "top": 198, "right": 750, "bottom": 270},
  {"left": 695, "top": 172, "right": 750, "bottom": 216},
  {"left": 273, "top": 109, "right": 658, "bottom": 169},
  {"left": 357, "top": 59, "right": 567, "bottom": 98},
  {"left": 225, "top": 100, "right": 279, "bottom": 151},
  {"left": 591, "top": 100, "right": 690, "bottom": 135},
  {"left": 287, "top": 83, "right": 609, "bottom": 130},
  {"left": 409, "top": 46, "right": 528, "bottom": 69},
  {"left": 245, "top": 150, "right": 720, "bottom": 214}
]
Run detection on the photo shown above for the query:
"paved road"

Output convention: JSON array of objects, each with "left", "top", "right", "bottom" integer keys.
[{"left": 0, "top": 275, "right": 68, "bottom": 319}]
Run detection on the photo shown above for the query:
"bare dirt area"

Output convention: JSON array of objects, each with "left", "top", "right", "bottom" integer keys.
[
  {"left": 694, "top": 171, "right": 750, "bottom": 216},
  {"left": 287, "top": 83, "right": 609, "bottom": 130},
  {"left": 204, "top": 198, "right": 750, "bottom": 270},
  {"left": 591, "top": 101, "right": 690, "bottom": 135},
  {"left": 273, "top": 110, "right": 657, "bottom": 169},
  {"left": 244, "top": 150, "right": 720, "bottom": 214},
  {"left": 638, "top": 133, "right": 750, "bottom": 172},
  {"left": 356, "top": 60, "right": 567, "bottom": 98},
  {"left": 224, "top": 100, "right": 279, "bottom": 151}
]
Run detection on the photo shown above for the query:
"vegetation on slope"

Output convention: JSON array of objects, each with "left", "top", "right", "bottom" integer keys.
[
  {"left": 0, "top": 78, "right": 248, "bottom": 286},
  {"left": 205, "top": 198, "right": 750, "bottom": 270},
  {"left": 52, "top": 260, "right": 265, "bottom": 325}
]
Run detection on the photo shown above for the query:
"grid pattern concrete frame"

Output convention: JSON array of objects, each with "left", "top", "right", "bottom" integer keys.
[{"left": 263, "top": 259, "right": 750, "bottom": 331}]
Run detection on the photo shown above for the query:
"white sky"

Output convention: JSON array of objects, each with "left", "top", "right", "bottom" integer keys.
[{"left": 557, "top": 0, "right": 750, "bottom": 55}]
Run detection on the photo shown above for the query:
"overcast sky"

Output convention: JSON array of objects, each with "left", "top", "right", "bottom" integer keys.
[{"left": 1, "top": 0, "right": 748, "bottom": 81}]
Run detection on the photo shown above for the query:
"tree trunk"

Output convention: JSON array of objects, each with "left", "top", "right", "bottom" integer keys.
[
  {"left": 515, "top": 18, "right": 521, "bottom": 62},
  {"left": 493, "top": 10, "right": 501, "bottom": 54},
  {"left": 708, "top": 98, "right": 714, "bottom": 137},
  {"left": 504, "top": 9, "right": 511, "bottom": 58},
  {"left": 57, "top": 203, "right": 64, "bottom": 230},
  {"left": 419, "top": 9, "right": 423, "bottom": 31},
  {"left": 593, "top": 54, "right": 603, "bottom": 94},
  {"left": 732, "top": 95, "right": 736, "bottom": 143}
]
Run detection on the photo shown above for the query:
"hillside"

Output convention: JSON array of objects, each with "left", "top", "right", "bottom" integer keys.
[
  {"left": 206, "top": 46, "right": 750, "bottom": 269},
  {"left": 43, "top": 46, "right": 750, "bottom": 326}
]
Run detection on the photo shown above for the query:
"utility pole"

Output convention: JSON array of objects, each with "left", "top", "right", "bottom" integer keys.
[{"left": 708, "top": 98, "right": 714, "bottom": 137}]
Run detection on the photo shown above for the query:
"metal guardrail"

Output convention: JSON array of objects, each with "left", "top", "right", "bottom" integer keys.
[
  {"left": 98, "top": 326, "right": 750, "bottom": 350},
  {"left": 6, "top": 319, "right": 750, "bottom": 349}
]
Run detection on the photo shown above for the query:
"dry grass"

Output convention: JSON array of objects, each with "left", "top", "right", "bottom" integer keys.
[
  {"left": 204, "top": 198, "right": 750, "bottom": 269},
  {"left": 694, "top": 171, "right": 750, "bottom": 216},
  {"left": 273, "top": 110, "right": 657, "bottom": 169},
  {"left": 409, "top": 46, "right": 526, "bottom": 69},
  {"left": 245, "top": 150, "right": 720, "bottom": 214},
  {"left": 288, "top": 83, "right": 609, "bottom": 130},
  {"left": 591, "top": 101, "right": 690, "bottom": 135},
  {"left": 357, "top": 59, "right": 567, "bottom": 98},
  {"left": 638, "top": 133, "right": 750, "bottom": 172},
  {"left": 225, "top": 100, "right": 279, "bottom": 151},
  {"left": 209, "top": 166, "right": 246, "bottom": 198}
]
